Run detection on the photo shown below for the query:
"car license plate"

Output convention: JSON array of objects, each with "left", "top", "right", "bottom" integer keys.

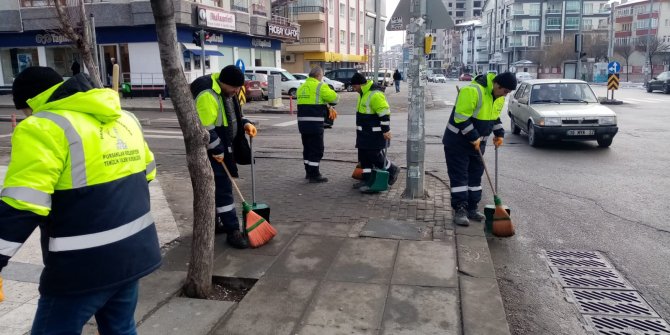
[{"left": 567, "top": 130, "right": 595, "bottom": 136}]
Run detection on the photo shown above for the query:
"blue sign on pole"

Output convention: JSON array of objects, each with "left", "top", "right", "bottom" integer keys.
[
  {"left": 608, "top": 61, "right": 621, "bottom": 74},
  {"left": 235, "top": 59, "right": 245, "bottom": 73}
]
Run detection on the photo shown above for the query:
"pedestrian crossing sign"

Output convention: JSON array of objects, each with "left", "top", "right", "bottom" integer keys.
[{"left": 607, "top": 74, "right": 619, "bottom": 90}]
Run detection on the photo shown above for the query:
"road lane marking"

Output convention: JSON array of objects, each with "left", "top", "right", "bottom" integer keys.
[
  {"left": 0, "top": 134, "right": 12, "bottom": 138},
  {"left": 273, "top": 120, "right": 298, "bottom": 127},
  {"left": 144, "top": 134, "right": 184, "bottom": 139},
  {"left": 144, "top": 129, "right": 183, "bottom": 135}
]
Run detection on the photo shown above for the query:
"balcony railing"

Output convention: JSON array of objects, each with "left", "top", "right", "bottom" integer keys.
[
  {"left": 291, "top": 6, "right": 325, "bottom": 14},
  {"left": 564, "top": 24, "right": 579, "bottom": 30},
  {"left": 546, "top": 8, "right": 562, "bottom": 14},
  {"left": 300, "top": 37, "right": 326, "bottom": 44},
  {"left": 545, "top": 24, "right": 561, "bottom": 30}
]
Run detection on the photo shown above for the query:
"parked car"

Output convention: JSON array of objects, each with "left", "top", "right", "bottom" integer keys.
[
  {"left": 433, "top": 74, "right": 447, "bottom": 83},
  {"left": 646, "top": 71, "right": 670, "bottom": 94},
  {"left": 360, "top": 71, "right": 392, "bottom": 87},
  {"left": 293, "top": 73, "right": 345, "bottom": 91},
  {"left": 508, "top": 79, "right": 618, "bottom": 147},
  {"left": 515, "top": 72, "right": 533, "bottom": 83},
  {"left": 459, "top": 73, "right": 473, "bottom": 81},
  {"left": 324, "top": 68, "right": 359, "bottom": 91},
  {"left": 245, "top": 66, "right": 305, "bottom": 97},
  {"left": 245, "top": 72, "right": 268, "bottom": 100},
  {"left": 243, "top": 74, "right": 264, "bottom": 101}
]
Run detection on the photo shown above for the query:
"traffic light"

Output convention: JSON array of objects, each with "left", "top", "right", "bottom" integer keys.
[{"left": 192, "top": 31, "right": 202, "bottom": 47}]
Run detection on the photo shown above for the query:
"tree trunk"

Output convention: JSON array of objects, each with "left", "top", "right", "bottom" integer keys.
[
  {"left": 53, "top": 0, "right": 103, "bottom": 87},
  {"left": 149, "top": 0, "right": 215, "bottom": 298}
]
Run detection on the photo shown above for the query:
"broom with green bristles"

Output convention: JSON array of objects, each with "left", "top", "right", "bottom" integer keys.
[
  {"left": 477, "top": 149, "right": 515, "bottom": 237},
  {"left": 220, "top": 162, "right": 277, "bottom": 247}
]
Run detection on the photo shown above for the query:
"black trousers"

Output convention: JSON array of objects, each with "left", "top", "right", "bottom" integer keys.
[
  {"left": 301, "top": 133, "right": 324, "bottom": 177},
  {"left": 209, "top": 156, "right": 239, "bottom": 233},
  {"left": 358, "top": 148, "right": 398, "bottom": 183},
  {"left": 444, "top": 142, "right": 486, "bottom": 211}
]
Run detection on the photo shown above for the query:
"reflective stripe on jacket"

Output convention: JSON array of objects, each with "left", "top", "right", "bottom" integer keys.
[
  {"left": 442, "top": 73, "right": 505, "bottom": 144},
  {"left": 0, "top": 74, "right": 160, "bottom": 295},
  {"left": 297, "top": 77, "right": 339, "bottom": 134},
  {"left": 356, "top": 80, "right": 390, "bottom": 149}
]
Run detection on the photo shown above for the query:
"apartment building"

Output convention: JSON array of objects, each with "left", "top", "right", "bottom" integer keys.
[
  {"left": 0, "top": 0, "right": 287, "bottom": 88},
  {"left": 613, "top": 0, "right": 670, "bottom": 76},
  {"left": 444, "top": 0, "right": 484, "bottom": 24},
  {"left": 272, "top": 0, "right": 369, "bottom": 73},
  {"left": 482, "top": 0, "right": 609, "bottom": 72},
  {"left": 380, "top": 44, "right": 402, "bottom": 71}
]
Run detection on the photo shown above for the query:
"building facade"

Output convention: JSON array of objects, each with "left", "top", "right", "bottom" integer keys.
[
  {"left": 0, "top": 0, "right": 286, "bottom": 88},
  {"left": 444, "top": 0, "right": 484, "bottom": 24},
  {"left": 272, "top": 0, "right": 369, "bottom": 73}
]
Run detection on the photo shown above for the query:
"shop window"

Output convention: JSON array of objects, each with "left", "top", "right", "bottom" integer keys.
[
  {"left": 184, "top": 52, "right": 192, "bottom": 71},
  {"left": 205, "top": 55, "right": 211, "bottom": 70},
  {"left": 194, "top": 54, "right": 202, "bottom": 70}
]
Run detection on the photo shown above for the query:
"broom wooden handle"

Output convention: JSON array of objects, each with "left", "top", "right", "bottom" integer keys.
[
  {"left": 477, "top": 148, "right": 497, "bottom": 196},
  {"left": 220, "top": 161, "right": 246, "bottom": 203}
]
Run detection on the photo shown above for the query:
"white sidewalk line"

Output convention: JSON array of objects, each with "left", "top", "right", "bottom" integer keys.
[
  {"left": 273, "top": 120, "right": 298, "bottom": 127},
  {"left": 144, "top": 134, "right": 184, "bottom": 139},
  {"left": 0, "top": 134, "right": 11, "bottom": 138},
  {"left": 143, "top": 129, "right": 184, "bottom": 135}
]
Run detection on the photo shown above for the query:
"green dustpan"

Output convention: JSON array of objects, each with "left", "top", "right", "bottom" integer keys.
[{"left": 367, "top": 140, "right": 390, "bottom": 192}]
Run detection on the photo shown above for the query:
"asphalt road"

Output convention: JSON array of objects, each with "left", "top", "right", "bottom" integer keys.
[{"left": 1, "top": 81, "right": 669, "bottom": 334}]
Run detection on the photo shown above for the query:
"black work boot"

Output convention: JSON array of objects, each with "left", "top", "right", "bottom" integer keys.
[
  {"left": 226, "top": 231, "right": 249, "bottom": 249},
  {"left": 388, "top": 165, "right": 399, "bottom": 186},
  {"left": 309, "top": 174, "right": 328, "bottom": 183},
  {"left": 453, "top": 207, "right": 469, "bottom": 226},
  {"left": 467, "top": 210, "right": 485, "bottom": 221}
]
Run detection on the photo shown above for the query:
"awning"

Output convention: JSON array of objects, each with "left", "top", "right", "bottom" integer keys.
[{"left": 181, "top": 43, "right": 224, "bottom": 56}]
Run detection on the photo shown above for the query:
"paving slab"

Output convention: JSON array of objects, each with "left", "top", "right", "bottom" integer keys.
[
  {"left": 454, "top": 220, "right": 486, "bottom": 237},
  {"left": 301, "top": 221, "right": 353, "bottom": 237},
  {"left": 216, "top": 277, "right": 319, "bottom": 335},
  {"left": 391, "top": 240, "right": 457, "bottom": 288},
  {"left": 135, "top": 270, "right": 186, "bottom": 322},
  {"left": 2, "top": 261, "right": 43, "bottom": 283},
  {"left": 456, "top": 235, "right": 496, "bottom": 278},
  {"left": 297, "top": 281, "right": 387, "bottom": 335},
  {"left": 381, "top": 285, "right": 460, "bottom": 335},
  {"left": 0, "top": 280, "right": 39, "bottom": 304},
  {"left": 460, "top": 276, "right": 511, "bottom": 335},
  {"left": 243, "top": 222, "right": 302, "bottom": 256},
  {"left": 0, "top": 302, "right": 37, "bottom": 333},
  {"left": 136, "top": 297, "right": 233, "bottom": 335},
  {"left": 359, "top": 218, "right": 427, "bottom": 241},
  {"left": 212, "top": 250, "right": 276, "bottom": 279},
  {"left": 267, "top": 235, "right": 345, "bottom": 278},
  {"left": 327, "top": 238, "right": 398, "bottom": 284}
]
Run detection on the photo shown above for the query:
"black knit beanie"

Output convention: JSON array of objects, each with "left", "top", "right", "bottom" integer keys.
[
  {"left": 350, "top": 72, "right": 367, "bottom": 85},
  {"left": 493, "top": 72, "right": 518, "bottom": 91},
  {"left": 219, "top": 65, "right": 245, "bottom": 87},
  {"left": 12, "top": 66, "right": 63, "bottom": 109}
]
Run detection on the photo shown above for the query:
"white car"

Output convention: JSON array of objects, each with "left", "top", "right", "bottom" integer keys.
[
  {"left": 515, "top": 72, "right": 533, "bottom": 82},
  {"left": 245, "top": 66, "right": 305, "bottom": 97},
  {"left": 508, "top": 79, "right": 618, "bottom": 147},
  {"left": 293, "top": 73, "right": 345, "bottom": 91},
  {"left": 433, "top": 74, "right": 447, "bottom": 83}
]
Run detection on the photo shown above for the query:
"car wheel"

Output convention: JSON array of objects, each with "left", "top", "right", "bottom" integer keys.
[
  {"left": 664, "top": 84, "right": 670, "bottom": 94},
  {"left": 511, "top": 117, "right": 521, "bottom": 135},
  {"left": 597, "top": 137, "right": 613, "bottom": 148},
  {"left": 647, "top": 85, "right": 653, "bottom": 93},
  {"left": 328, "top": 84, "right": 334, "bottom": 91},
  {"left": 288, "top": 88, "right": 297, "bottom": 98},
  {"left": 528, "top": 121, "right": 542, "bottom": 147}
]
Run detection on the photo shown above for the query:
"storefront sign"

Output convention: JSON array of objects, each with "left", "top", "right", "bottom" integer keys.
[
  {"left": 251, "top": 38, "right": 272, "bottom": 48},
  {"left": 36, "top": 33, "right": 71, "bottom": 45},
  {"left": 198, "top": 7, "right": 235, "bottom": 30},
  {"left": 268, "top": 23, "right": 299, "bottom": 40},
  {"left": 208, "top": 33, "right": 224, "bottom": 43}
]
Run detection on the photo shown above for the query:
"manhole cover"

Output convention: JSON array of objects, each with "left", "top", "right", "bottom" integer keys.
[
  {"left": 584, "top": 315, "right": 670, "bottom": 334},
  {"left": 551, "top": 267, "right": 634, "bottom": 290},
  {"left": 566, "top": 289, "right": 659, "bottom": 317},
  {"left": 545, "top": 250, "right": 611, "bottom": 268}
]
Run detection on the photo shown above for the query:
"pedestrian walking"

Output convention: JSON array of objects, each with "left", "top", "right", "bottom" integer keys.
[
  {"left": 70, "top": 59, "right": 80, "bottom": 75},
  {"left": 190, "top": 65, "right": 257, "bottom": 249},
  {"left": 0, "top": 66, "right": 161, "bottom": 333},
  {"left": 296, "top": 66, "right": 339, "bottom": 183},
  {"left": 350, "top": 72, "right": 399, "bottom": 193},
  {"left": 393, "top": 69, "right": 402, "bottom": 93},
  {"left": 442, "top": 72, "right": 517, "bottom": 226}
]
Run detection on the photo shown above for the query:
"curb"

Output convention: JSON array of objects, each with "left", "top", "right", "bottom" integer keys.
[{"left": 600, "top": 99, "right": 624, "bottom": 105}]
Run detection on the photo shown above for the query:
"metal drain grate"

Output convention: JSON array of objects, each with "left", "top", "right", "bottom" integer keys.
[
  {"left": 584, "top": 315, "right": 670, "bottom": 334},
  {"left": 545, "top": 250, "right": 611, "bottom": 268},
  {"left": 566, "top": 289, "right": 659, "bottom": 318},
  {"left": 551, "top": 267, "right": 634, "bottom": 290}
]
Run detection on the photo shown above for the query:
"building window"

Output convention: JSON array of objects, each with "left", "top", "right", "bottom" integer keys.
[
  {"left": 340, "top": 30, "right": 346, "bottom": 44},
  {"left": 583, "top": 3, "right": 593, "bottom": 14},
  {"left": 528, "top": 19, "right": 540, "bottom": 31},
  {"left": 350, "top": 32, "right": 356, "bottom": 46},
  {"left": 565, "top": 17, "right": 580, "bottom": 29},
  {"left": 474, "top": 1, "right": 481, "bottom": 7},
  {"left": 527, "top": 35, "right": 539, "bottom": 47},
  {"left": 529, "top": 3, "right": 540, "bottom": 15},
  {"left": 546, "top": 17, "right": 561, "bottom": 29},
  {"left": 340, "top": 3, "right": 345, "bottom": 17},
  {"left": 329, "top": 0, "right": 334, "bottom": 11},
  {"left": 565, "top": 1, "right": 580, "bottom": 13},
  {"left": 456, "top": 3, "right": 464, "bottom": 9},
  {"left": 544, "top": 35, "right": 553, "bottom": 45},
  {"left": 350, "top": 7, "right": 355, "bottom": 20},
  {"left": 232, "top": 0, "right": 248, "bottom": 12},
  {"left": 329, "top": 27, "right": 335, "bottom": 43},
  {"left": 583, "top": 18, "right": 592, "bottom": 30}
]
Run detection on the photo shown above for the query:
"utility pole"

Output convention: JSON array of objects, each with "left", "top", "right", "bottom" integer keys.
[
  {"left": 373, "top": 0, "right": 382, "bottom": 83},
  {"left": 89, "top": 13, "right": 99, "bottom": 73},
  {"left": 576, "top": 0, "right": 583, "bottom": 80},
  {"left": 404, "top": 0, "right": 426, "bottom": 199},
  {"left": 645, "top": 0, "right": 653, "bottom": 82},
  {"left": 200, "top": 29, "right": 206, "bottom": 76}
]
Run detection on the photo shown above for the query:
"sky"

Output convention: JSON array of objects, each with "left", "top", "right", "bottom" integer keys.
[{"left": 384, "top": 0, "right": 404, "bottom": 50}]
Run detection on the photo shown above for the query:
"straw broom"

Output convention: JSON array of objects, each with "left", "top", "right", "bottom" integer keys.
[{"left": 220, "top": 162, "right": 277, "bottom": 247}]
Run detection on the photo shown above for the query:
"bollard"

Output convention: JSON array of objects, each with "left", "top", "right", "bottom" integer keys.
[
  {"left": 158, "top": 94, "right": 163, "bottom": 113},
  {"left": 289, "top": 95, "right": 294, "bottom": 115},
  {"left": 11, "top": 113, "right": 17, "bottom": 132}
]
